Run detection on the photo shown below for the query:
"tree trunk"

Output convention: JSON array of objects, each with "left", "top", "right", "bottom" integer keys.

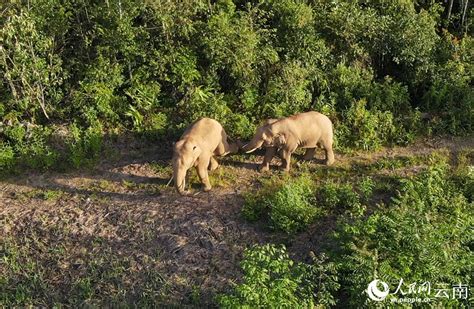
[
  {"left": 461, "top": 0, "right": 469, "bottom": 33},
  {"left": 447, "top": 0, "right": 454, "bottom": 22}
]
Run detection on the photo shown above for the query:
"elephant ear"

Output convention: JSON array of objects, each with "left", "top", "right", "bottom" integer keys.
[
  {"left": 192, "top": 144, "right": 202, "bottom": 160},
  {"left": 273, "top": 134, "right": 286, "bottom": 146}
]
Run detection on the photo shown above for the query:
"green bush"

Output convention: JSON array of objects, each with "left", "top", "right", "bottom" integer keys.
[
  {"left": 0, "top": 9, "right": 64, "bottom": 122},
  {"left": 0, "top": 0, "right": 472, "bottom": 171},
  {"left": 217, "top": 244, "right": 339, "bottom": 308},
  {"left": 243, "top": 175, "right": 322, "bottom": 234},
  {"left": 317, "top": 182, "right": 361, "bottom": 211},
  {"left": 0, "top": 142, "right": 15, "bottom": 173},
  {"left": 1, "top": 124, "right": 59, "bottom": 171},
  {"left": 67, "top": 123, "right": 103, "bottom": 169},
  {"left": 336, "top": 99, "right": 397, "bottom": 150},
  {"left": 333, "top": 165, "right": 473, "bottom": 307},
  {"left": 422, "top": 34, "right": 474, "bottom": 135}
]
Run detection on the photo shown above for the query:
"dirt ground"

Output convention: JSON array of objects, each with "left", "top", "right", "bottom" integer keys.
[{"left": 1, "top": 135, "right": 473, "bottom": 306}]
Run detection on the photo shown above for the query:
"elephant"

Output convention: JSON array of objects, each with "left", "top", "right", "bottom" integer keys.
[
  {"left": 172, "top": 118, "right": 240, "bottom": 195},
  {"left": 242, "top": 111, "right": 335, "bottom": 172},
  {"left": 256, "top": 118, "right": 282, "bottom": 172}
]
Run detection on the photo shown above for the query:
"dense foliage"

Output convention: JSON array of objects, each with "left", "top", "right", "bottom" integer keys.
[
  {"left": 334, "top": 165, "right": 473, "bottom": 307},
  {"left": 0, "top": 0, "right": 472, "bottom": 173},
  {"left": 225, "top": 164, "right": 473, "bottom": 307},
  {"left": 217, "top": 244, "right": 339, "bottom": 307},
  {"left": 242, "top": 175, "right": 322, "bottom": 234},
  {"left": 242, "top": 174, "right": 373, "bottom": 233}
]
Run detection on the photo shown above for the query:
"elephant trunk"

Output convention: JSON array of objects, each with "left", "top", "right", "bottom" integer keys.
[
  {"left": 229, "top": 140, "right": 243, "bottom": 154},
  {"left": 242, "top": 138, "right": 264, "bottom": 153},
  {"left": 173, "top": 161, "right": 187, "bottom": 195}
]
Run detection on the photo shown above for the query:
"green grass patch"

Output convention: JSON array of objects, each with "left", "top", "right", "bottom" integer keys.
[
  {"left": 217, "top": 244, "right": 339, "bottom": 308},
  {"left": 242, "top": 175, "right": 323, "bottom": 234}
]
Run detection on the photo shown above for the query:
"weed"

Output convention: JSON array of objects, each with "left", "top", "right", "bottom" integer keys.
[
  {"left": 333, "top": 164, "right": 473, "bottom": 307},
  {"left": 209, "top": 166, "right": 238, "bottom": 189},
  {"left": 217, "top": 244, "right": 338, "bottom": 307},
  {"left": 243, "top": 175, "right": 323, "bottom": 234}
]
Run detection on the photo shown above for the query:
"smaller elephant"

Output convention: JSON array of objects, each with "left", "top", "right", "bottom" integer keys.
[
  {"left": 257, "top": 118, "right": 325, "bottom": 172},
  {"left": 172, "top": 118, "right": 239, "bottom": 195},
  {"left": 243, "top": 111, "right": 335, "bottom": 172},
  {"left": 256, "top": 118, "right": 282, "bottom": 172}
]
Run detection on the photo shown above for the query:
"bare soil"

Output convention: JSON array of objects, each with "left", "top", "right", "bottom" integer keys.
[{"left": 1, "top": 135, "right": 473, "bottom": 306}]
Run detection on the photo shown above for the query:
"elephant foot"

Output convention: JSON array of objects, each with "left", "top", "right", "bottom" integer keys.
[
  {"left": 203, "top": 185, "right": 212, "bottom": 192},
  {"left": 259, "top": 165, "right": 270, "bottom": 172},
  {"left": 325, "top": 158, "right": 335, "bottom": 166},
  {"left": 178, "top": 190, "right": 190, "bottom": 196}
]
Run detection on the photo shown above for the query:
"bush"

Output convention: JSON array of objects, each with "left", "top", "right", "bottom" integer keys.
[
  {"left": 337, "top": 99, "right": 399, "bottom": 150},
  {"left": 0, "top": 142, "right": 15, "bottom": 173},
  {"left": 1, "top": 124, "right": 59, "bottom": 171},
  {"left": 333, "top": 165, "right": 473, "bottom": 307},
  {"left": 217, "top": 244, "right": 339, "bottom": 308},
  {"left": 67, "top": 123, "right": 103, "bottom": 169},
  {"left": 317, "top": 182, "right": 362, "bottom": 211},
  {"left": 0, "top": 0, "right": 472, "bottom": 171},
  {"left": 422, "top": 34, "right": 474, "bottom": 135},
  {"left": 243, "top": 175, "right": 322, "bottom": 234}
]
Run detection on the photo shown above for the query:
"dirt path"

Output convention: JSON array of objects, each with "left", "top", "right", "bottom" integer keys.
[{"left": 1, "top": 135, "right": 473, "bottom": 306}]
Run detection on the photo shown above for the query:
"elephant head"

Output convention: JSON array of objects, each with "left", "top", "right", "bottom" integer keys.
[
  {"left": 242, "top": 124, "right": 286, "bottom": 153},
  {"left": 172, "top": 140, "right": 202, "bottom": 194}
]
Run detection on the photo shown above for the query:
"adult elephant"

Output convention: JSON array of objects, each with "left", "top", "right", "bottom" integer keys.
[{"left": 242, "top": 111, "right": 335, "bottom": 172}]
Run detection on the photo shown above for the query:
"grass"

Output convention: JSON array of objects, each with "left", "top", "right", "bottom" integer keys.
[
  {"left": 11, "top": 188, "right": 65, "bottom": 202},
  {"left": 1, "top": 220, "right": 169, "bottom": 306},
  {"left": 209, "top": 166, "right": 239, "bottom": 189},
  {"left": 1, "top": 141, "right": 472, "bottom": 306}
]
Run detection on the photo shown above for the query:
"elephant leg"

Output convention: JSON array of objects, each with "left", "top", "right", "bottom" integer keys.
[
  {"left": 209, "top": 156, "right": 219, "bottom": 171},
  {"left": 280, "top": 148, "right": 293, "bottom": 172},
  {"left": 259, "top": 147, "right": 276, "bottom": 172},
  {"left": 323, "top": 139, "right": 335, "bottom": 166},
  {"left": 196, "top": 155, "right": 212, "bottom": 191},
  {"left": 302, "top": 148, "right": 316, "bottom": 161}
]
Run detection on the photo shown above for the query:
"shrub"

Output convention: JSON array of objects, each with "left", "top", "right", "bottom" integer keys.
[
  {"left": 67, "top": 123, "right": 103, "bottom": 169},
  {"left": 333, "top": 165, "right": 473, "bottom": 307},
  {"left": 261, "top": 60, "right": 313, "bottom": 117},
  {"left": 422, "top": 35, "right": 474, "bottom": 135},
  {"left": 0, "top": 142, "right": 15, "bottom": 173},
  {"left": 0, "top": 9, "right": 64, "bottom": 122},
  {"left": 242, "top": 175, "right": 322, "bottom": 234},
  {"left": 2, "top": 124, "right": 59, "bottom": 171},
  {"left": 317, "top": 182, "right": 361, "bottom": 211},
  {"left": 337, "top": 99, "right": 398, "bottom": 150},
  {"left": 0, "top": 0, "right": 472, "bottom": 169},
  {"left": 16, "top": 128, "right": 58, "bottom": 170},
  {"left": 217, "top": 244, "right": 339, "bottom": 308}
]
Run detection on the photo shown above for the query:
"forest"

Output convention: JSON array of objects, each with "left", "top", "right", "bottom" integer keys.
[{"left": 0, "top": 0, "right": 473, "bottom": 307}]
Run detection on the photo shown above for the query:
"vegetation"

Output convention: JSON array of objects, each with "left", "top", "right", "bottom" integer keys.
[
  {"left": 242, "top": 175, "right": 322, "bottom": 234},
  {"left": 224, "top": 163, "right": 473, "bottom": 307},
  {"left": 243, "top": 173, "right": 375, "bottom": 233},
  {"left": 1, "top": 0, "right": 472, "bottom": 173},
  {"left": 217, "top": 244, "right": 339, "bottom": 307},
  {"left": 334, "top": 164, "right": 473, "bottom": 307},
  {"left": 0, "top": 0, "right": 473, "bottom": 307}
]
